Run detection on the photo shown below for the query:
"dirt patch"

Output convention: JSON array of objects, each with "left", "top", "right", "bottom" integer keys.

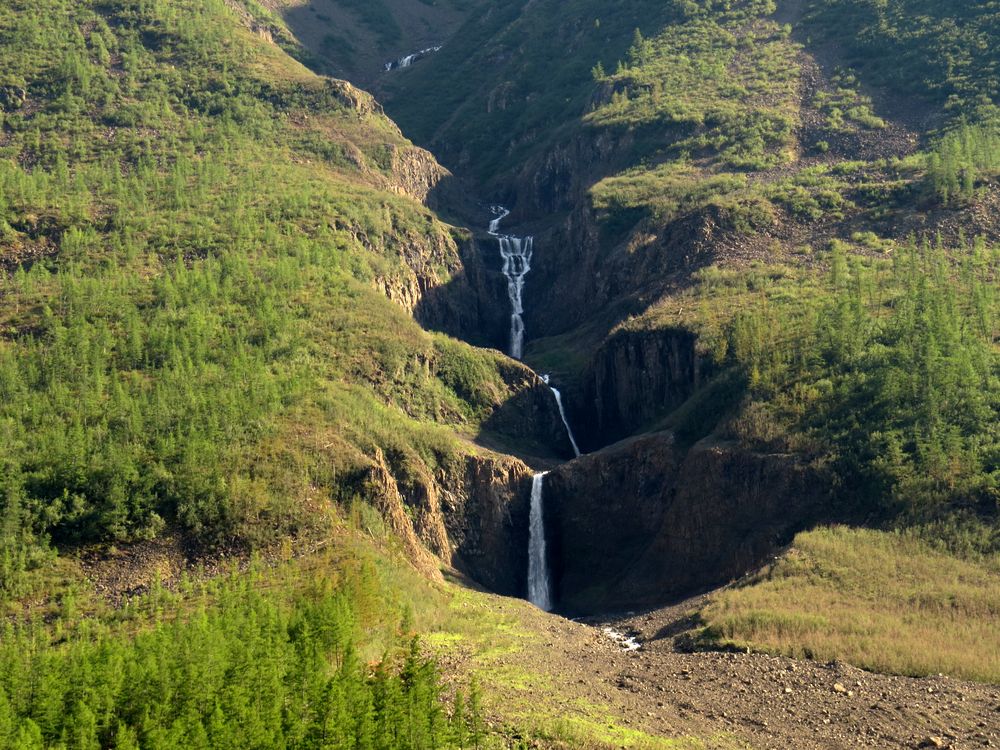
[
  {"left": 442, "top": 587, "right": 1000, "bottom": 750},
  {"left": 75, "top": 532, "right": 257, "bottom": 604}
]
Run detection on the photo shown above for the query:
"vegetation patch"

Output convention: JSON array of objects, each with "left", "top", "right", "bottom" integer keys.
[{"left": 699, "top": 526, "right": 1000, "bottom": 684}]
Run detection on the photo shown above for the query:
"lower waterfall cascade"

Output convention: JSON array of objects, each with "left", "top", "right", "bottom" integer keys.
[{"left": 527, "top": 472, "right": 553, "bottom": 611}]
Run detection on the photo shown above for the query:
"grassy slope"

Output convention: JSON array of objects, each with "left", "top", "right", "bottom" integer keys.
[
  {"left": 379, "top": 0, "right": 686, "bottom": 186},
  {"left": 266, "top": 0, "right": 490, "bottom": 84},
  {"left": 699, "top": 526, "right": 1000, "bottom": 684},
  {"left": 1, "top": 503, "right": 739, "bottom": 749},
  {"left": 0, "top": 0, "right": 535, "bottom": 595},
  {"left": 801, "top": 0, "right": 1000, "bottom": 121}
]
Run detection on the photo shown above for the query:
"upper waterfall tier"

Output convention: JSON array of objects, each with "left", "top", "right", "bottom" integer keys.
[{"left": 489, "top": 207, "right": 533, "bottom": 360}]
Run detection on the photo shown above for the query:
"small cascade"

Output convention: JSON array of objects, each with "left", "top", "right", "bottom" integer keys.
[
  {"left": 527, "top": 473, "right": 553, "bottom": 611},
  {"left": 488, "top": 206, "right": 509, "bottom": 235},
  {"left": 542, "top": 375, "right": 581, "bottom": 457},
  {"left": 601, "top": 627, "right": 642, "bottom": 652},
  {"left": 489, "top": 206, "right": 533, "bottom": 360},
  {"left": 384, "top": 45, "right": 442, "bottom": 72}
]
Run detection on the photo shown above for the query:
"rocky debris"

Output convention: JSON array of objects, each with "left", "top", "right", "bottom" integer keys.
[
  {"left": 918, "top": 737, "right": 947, "bottom": 749},
  {"left": 454, "top": 589, "right": 999, "bottom": 750},
  {"left": 77, "top": 531, "right": 256, "bottom": 606}
]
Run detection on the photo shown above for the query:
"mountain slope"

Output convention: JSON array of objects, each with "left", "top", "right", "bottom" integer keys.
[
  {"left": 1, "top": 2, "right": 998, "bottom": 747},
  {"left": 356, "top": 0, "right": 1000, "bottom": 539},
  {"left": 0, "top": 0, "right": 575, "bottom": 602}
]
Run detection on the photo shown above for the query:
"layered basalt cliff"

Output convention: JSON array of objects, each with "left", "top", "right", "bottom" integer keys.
[
  {"left": 577, "top": 327, "right": 707, "bottom": 450},
  {"left": 361, "top": 446, "right": 536, "bottom": 595},
  {"left": 543, "top": 432, "right": 831, "bottom": 615}
]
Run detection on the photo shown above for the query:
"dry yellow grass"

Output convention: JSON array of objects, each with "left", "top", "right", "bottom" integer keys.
[{"left": 701, "top": 526, "right": 1000, "bottom": 683}]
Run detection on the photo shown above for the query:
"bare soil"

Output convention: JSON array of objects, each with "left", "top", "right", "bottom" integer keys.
[{"left": 448, "top": 589, "right": 1000, "bottom": 750}]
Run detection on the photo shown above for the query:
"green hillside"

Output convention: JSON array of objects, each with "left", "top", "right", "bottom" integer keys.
[
  {"left": 0, "top": 0, "right": 552, "bottom": 745},
  {"left": 1, "top": 0, "right": 999, "bottom": 747},
  {"left": 0, "top": 0, "right": 538, "bottom": 579}
]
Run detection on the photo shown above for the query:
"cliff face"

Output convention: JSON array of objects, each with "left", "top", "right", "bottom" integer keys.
[
  {"left": 375, "top": 229, "right": 510, "bottom": 351},
  {"left": 577, "top": 327, "right": 707, "bottom": 450},
  {"left": 361, "top": 447, "right": 536, "bottom": 595},
  {"left": 525, "top": 198, "right": 730, "bottom": 340},
  {"left": 305, "top": 39, "right": 822, "bottom": 614},
  {"left": 483, "top": 361, "right": 582, "bottom": 460},
  {"left": 544, "top": 432, "right": 831, "bottom": 615},
  {"left": 439, "top": 453, "right": 535, "bottom": 597}
]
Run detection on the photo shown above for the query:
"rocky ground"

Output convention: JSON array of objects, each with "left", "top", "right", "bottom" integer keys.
[{"left": 445, "top": 589, "right": 1000, "bottom": 750}]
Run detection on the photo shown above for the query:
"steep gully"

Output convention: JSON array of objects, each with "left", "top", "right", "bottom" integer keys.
[
  {"left": 339, "top": 75, "right": 825, "bottom": 617},
  {"left": 389, "top": 190, "right": 828, "bottom": 617},
  {"left": 487, "top": 205, "right": 579, "bottom": 611}
]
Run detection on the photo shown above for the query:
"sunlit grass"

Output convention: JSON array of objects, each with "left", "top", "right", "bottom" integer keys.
[{"left": 700, "top": 526, "right": 1000, "bottom": 683}]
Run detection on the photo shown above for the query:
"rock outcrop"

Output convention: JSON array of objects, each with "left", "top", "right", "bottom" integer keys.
[
  {"left": 578, "top": 327, "right": 707, "bottom": 450},
  {"left": 410, "top": 235, "right": 513, "bottom": 351},
  {"left": 360, "top": 446, "right": 536, "bottom": 595},
  {"left": 482, "top": 361, "right": 582, "bottom": 460},
  {"left": 543, "top": 432, "right": 831, "bottom": 615}
]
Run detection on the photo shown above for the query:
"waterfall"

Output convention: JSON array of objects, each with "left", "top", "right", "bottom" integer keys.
[
  {"left": 489, "top": 207, "right": 533, "bottom": 360},
  {"left": 488, "top": 206, "right": 509, "bottom": 235},
  {"left": 527, "top": 473, "right": 553, "bottom": 611},
  {"left": 384, "top": 45, "right": 442, "bottom": 72},
  {"left": 542, "top": 375, "right": 580, "bottom": 457},
  {"left": 500, "top": 236, "right": 532, "bottom": 359}
]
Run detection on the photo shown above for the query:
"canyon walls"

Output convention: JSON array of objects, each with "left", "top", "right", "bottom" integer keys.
[
  {"left": 543, "top": 432, "right": 832, "bottom": 615},
  {"left": 361, "top": 445, "right": 536, "bottom": 596},
  {"left": 578, "top": 327, "right": 706, "bottom": 450}
]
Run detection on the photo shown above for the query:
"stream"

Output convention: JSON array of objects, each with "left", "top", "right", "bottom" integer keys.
[
  {"left": 384, "top": 45, "right": 442, "bottom": 71},
  {"left": 487, "top": 208, "right": 585, "bottom": 610}
]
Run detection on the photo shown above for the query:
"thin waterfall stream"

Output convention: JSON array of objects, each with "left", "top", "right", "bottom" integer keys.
[
  {"left": 543, "top": 374, "right": 581, "bottom": 457},
  {"left": 527, "top": 473, "right": 552, "bottom": 611}
]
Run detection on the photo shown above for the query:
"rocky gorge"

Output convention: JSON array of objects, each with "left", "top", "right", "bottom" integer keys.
[{"left": 327, "top": 38, "right": 835, "bottom": 620}]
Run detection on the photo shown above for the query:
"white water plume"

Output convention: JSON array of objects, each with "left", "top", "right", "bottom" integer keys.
[
  {"left": 527, "top": 472, "right": 553, "bottom": 611},
  {"left": 601, "top": 627, "right": 642, "bottom": 652},
  {"left": 490, "top": 207, "right": 532, "bottom": 360},
  {"left": 384, "top": 45, "right": 442, "bottom": 71}
]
